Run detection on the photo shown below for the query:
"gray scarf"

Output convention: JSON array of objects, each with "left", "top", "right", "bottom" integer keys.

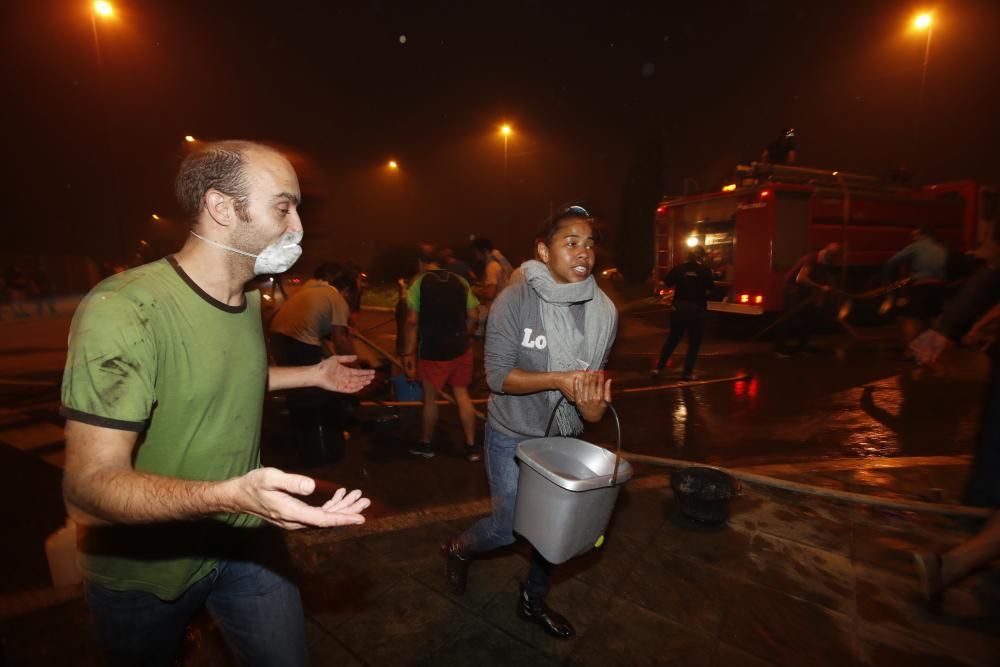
[{"left": 522, "top": 260, "right": 617, "bottom": 436}]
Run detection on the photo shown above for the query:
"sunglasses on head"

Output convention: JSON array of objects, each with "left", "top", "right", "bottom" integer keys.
[{"left": 557, "top": 205, "right": 591, "bottom": 219}]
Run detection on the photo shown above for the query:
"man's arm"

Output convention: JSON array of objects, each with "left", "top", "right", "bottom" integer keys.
[
  {"left": 795, "top": 264, "right": 829, "bottom": 292},
  {"left": 268, "top": 359, "right": 373, "bottom": 393},
  {"left": 62, "top": 420, "right": 370, "bottom": 529},
  {"left": 403, "top": 309, "right": 419, "bottom": 379},
  {"left": 329, "top": 324, "right": 356, "bottom": 356},
  {"left": 884, "top": 245, "right": 912, "bottom": 280},
  {"left": 911, "top": 265, "right": 1000, "bottom": 364}
]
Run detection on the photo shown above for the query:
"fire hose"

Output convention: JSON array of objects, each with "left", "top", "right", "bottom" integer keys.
[{"left": 619, "top": 451, "right": 991, "bottom": 519}]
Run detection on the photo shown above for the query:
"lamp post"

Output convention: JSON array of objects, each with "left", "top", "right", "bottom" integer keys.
[
  {"left": 912, "top": 12, "right": 933, "bottom": 138},
  {"left": 90, "top": 1, "right": 113, "bottom": 65},
  {"left": 500, "top": 124, "right": 512, "bottom": 183},
  {"left": 499, "top": 124, "right": 512, "bottom": 223}
]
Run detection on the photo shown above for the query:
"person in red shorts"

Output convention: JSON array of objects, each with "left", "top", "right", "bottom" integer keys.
[{"left": 402, "top": 264, "right": 481, "bottom": 461}]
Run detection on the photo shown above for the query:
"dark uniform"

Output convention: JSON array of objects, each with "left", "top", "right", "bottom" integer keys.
[
  {"left": 655, "top": 256, "right": 715, "bottom": 379},
  {"left": 773, "top": 251, "right": 834, "bottom": 355}
]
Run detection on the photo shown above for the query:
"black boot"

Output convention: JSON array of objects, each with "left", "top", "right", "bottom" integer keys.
[
  {"left": 517, "top": 586, "right": 575, "bottom": 639},
  {"left": 442, "top": 539, "right": 470, "bottom": 595}
]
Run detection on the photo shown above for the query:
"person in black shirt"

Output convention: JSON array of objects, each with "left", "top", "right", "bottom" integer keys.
[
  {"left": 652, "top": 246, "right": 715, "bottom": 381},
  {"left": 761, "top": 127, "right": 799, "bottom": 165},
  {"left": 773, "top": 243, "right": 839, "bottom": 356}
]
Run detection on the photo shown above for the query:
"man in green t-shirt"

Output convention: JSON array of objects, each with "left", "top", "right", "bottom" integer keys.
[{"left": 61, "top": 141, "right": 374, "bottom": 666}]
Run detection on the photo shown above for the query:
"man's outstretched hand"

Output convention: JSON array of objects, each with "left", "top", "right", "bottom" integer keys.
[
  {"left": 232, "top": 467, "right": 370, "bottom": 530},
  {"left": 315, "top": 355, "right": 375, "bottom": 394}
]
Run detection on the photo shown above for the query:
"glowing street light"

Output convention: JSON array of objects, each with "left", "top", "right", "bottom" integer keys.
[
  {"left": 184, "top": 135, "right": 196, "bottom": 143},
  {"left": 913, "top": 12, "right": 932, "bottom": 30},
  {"left": 499, "top": 123, "right": 513, "bottom": 187},
  {"left": 90, "top": 1, "right": 114, "bottom": 65},
  {"left": 151, "top": 213, "right": 160, "bottom": 220},
  {"left": 496, "top": 123, "right": 515, "bottom": 222},
  {"left": 387, "top": 159, "right": 399, "bottom": 170},
  {"left": 910, "top": 11, "right": 934, "bottom": 148},
  {"left": 686, "top": 236, "right": 700, "bottom": 248}
]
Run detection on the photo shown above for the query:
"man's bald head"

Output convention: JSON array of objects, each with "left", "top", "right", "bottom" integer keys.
[{"left": 175, "top": 140, "right": 283, "bottom": 223}]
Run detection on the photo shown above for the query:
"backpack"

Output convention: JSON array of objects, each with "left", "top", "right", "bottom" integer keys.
[{"left": 418, "top": 270, "right": 470, "bottom": 360}]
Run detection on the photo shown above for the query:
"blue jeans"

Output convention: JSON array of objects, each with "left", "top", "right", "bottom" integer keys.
[
  {"left": 457, "top": 422, "right": 553, "bottom": 598},
  {"left": 85, "top": 560, "right": 308, "bottom": 667}
]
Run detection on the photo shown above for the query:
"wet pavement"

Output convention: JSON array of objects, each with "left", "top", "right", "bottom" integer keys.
[
  {"left": 0, "top": 293, "right": 996, "bottom": 664},
  {"left": 2, "top": 461, "right": 998, "bottom": 665}
]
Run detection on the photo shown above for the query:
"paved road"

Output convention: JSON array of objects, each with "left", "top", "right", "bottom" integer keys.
[{"left": 0, "top": 295, "right": 988, "bottom": 595}]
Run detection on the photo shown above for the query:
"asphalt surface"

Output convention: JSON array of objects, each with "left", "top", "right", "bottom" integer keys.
[{"left": 0, "top": 293, "right": 988, "bottom": 597}]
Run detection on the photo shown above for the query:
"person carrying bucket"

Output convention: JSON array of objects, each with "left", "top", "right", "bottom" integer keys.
[{"left": 442, "top": 205, "right": 618, "bottom": 639}]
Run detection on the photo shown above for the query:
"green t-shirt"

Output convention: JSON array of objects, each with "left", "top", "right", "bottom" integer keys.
[{"left": 61, "top": 256, "right": 267, "bottom": 600}]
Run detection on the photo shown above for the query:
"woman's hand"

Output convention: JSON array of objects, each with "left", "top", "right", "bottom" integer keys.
[
  {"left": 553, "top": 371, "right": 587, "bottom": 402},
  {"left": 574, "top": 371, "right": 612, "bottom": 423}
]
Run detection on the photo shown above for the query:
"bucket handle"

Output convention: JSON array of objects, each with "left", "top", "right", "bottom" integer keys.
[{"left": 543, "top": 396, "right": 624, "bottom": 487}]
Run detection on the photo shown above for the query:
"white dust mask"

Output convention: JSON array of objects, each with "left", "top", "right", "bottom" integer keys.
[{"left": 190, "top": 230, "right": 303, "bottom": 275}]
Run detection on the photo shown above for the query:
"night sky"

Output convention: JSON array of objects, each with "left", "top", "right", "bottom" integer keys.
[{"left": 6, "top": 0, "right": 1000, "bottom": 271}]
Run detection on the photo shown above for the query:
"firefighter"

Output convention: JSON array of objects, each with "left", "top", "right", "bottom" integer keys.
[
  {"left": 651, "top": 245, "right": 715, "bottom": 381},
  {"left": 884, "top": 225, "right": 947, "bottom": 348},
  {"left": 761, "top": 127, "right": 798, "bottom": 165},
  {"left": 773, "top": 243, "right": 840, "bottom": 357}
]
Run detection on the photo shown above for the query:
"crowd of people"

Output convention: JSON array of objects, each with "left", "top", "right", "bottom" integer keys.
[
  {"left": 55, "top": 139, "right": 998, "bottom": 663},
  {"left": 58, "top": 141, "right": 619, "bottom": 661}
]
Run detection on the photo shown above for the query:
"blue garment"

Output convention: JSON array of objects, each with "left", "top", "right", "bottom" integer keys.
[
  {"left": 85, "top": 559, "right": 308, "bottom": 666},
  {"left": 884, "top": 237, "right": 947, "bottom": 282},
  {"left": 457, "top": 422, "right": 553, "bottom": 597}
]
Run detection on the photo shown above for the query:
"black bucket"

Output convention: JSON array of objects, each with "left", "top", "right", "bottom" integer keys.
[{"left": 670, "top": 467, "right": 737, "bottom": 525}]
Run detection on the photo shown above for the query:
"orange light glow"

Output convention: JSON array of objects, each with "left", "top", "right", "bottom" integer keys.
[
  {"left": 388, "top": 160, "right": 399, "bottom": 170},
  {"left": 721, "top": 183, "right": 736, "bottom": 192},
  {"left": 759, "top": 189, "right": 771, "bottom": 199},
  {"left": 740, "top": 294, "right": 750, "bottom": 304},
  {"left": 500, "top": 124, "right": 512, "bottom": 136},
  {"left": 94, "top": 1, "right": 113, "bottom": 17},
  {"left": 754, "top": 295, "right": 763, "bottom": 304},
  {"left": 184, "top": 135, "right": 196, "bottom": 143},
  {"left": 913, "top": 13, "right": 932, "bottom": 30}
]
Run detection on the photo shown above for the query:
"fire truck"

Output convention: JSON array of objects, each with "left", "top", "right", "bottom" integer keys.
[{"left": 654, "top": 163, "right": 997, "bottom": 315}]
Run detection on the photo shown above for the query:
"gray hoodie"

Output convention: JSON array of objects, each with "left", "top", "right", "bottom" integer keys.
[{"left": 485, "top": 280, "right": 617, "bottom": 439}]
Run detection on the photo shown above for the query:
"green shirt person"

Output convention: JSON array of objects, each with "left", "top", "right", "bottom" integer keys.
[{"left": 60, "top": 141, "right": 374, "bottom": 665}]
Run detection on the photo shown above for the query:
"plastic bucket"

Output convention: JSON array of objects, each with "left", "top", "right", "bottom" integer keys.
[
  {"left": 390, "top": 374, "right": 423, "bottom": 401},
  {"left": 513, "top": 432, "right": 632, "bottom": 565}
]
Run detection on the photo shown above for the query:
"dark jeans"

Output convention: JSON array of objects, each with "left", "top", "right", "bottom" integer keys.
[
  {"left": 270, "top": 333, "right": 348, "bottom": 465},
  {"left": 656, "top": 302, "right": 705, "bottom": 376},
  {"left": 965, "top": 354, "right": 1000, "bottom": 508},
  {"left": 773, "top": 289, "right": 818, "bottom": 353},
  {"left": 85, "top": 560, "right": 308, "bottom": 667},
  {"left": 457, "top": 422, "right": 554, "bottom": 599}
]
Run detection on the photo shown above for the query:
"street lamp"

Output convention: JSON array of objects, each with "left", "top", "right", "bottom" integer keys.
[
  {"left": 90, "top": 1, "right": 113, "bottom": 65},
  {"left": 911, "top": 12, "right": 933, "bottom": 138},
  {"left": 500, "top": 124, "right": 512, "bottom": 173},
  {"left": 499, "top": 124, "right": 513, "bottom": 217},
  {"left": 184, "top": 135, "right": 196, "bottom": 143},
  {"left": 151, "top": 213, "right": 160, "bottom": 221},
  {"left": 387, "top": 159, "right": 399, "bottom": 170}
]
